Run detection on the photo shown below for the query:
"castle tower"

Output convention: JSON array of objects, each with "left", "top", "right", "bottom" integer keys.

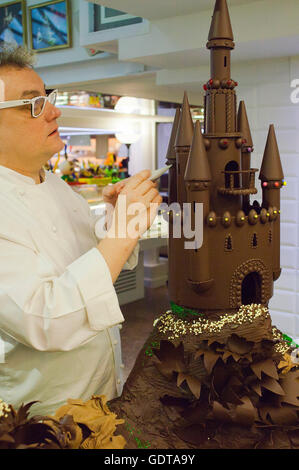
[
  {"left": 175, "top": 92, "right": 194, "bottom": 205},
  {"left": 165, "top": 0, "right": 283, "bottom": 315},
  {"left": 184, "top": 121, "right": 213, "bottom": 291},
  {"left": 204, "top": 0, "right": 244, "bottom": 214},
  {"left": 167, "top": 94, "right": 194, "bottom": 304},
  {"left": 205, "top": 0, "right": 235, "bottom": 134},
  {"left": 259, "top": 124, "right": 284, "bottom": 280},
  {"left": 237, "top": 100, "right": 254, "bottom": 211},
  {"left": 166, "top": 107, "right": 180, "bottom": 204}
]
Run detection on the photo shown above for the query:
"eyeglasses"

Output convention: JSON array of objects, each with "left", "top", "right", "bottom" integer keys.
[{"left": 0, "top": 89, "right": 58, "bottom": 118}]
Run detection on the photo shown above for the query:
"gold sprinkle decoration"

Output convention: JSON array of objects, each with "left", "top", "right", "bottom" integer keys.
[
  {"left": 156, "top": 304, "right": 270, "bottom": 341},
  {"left": 0, "top": 398, "right": 10, "bottom": 419}
]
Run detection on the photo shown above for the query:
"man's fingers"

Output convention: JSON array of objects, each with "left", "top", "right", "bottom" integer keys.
[
  {"left": 103, "top": 185, "right": 115, "bottom": 197},
  {"left": 137, "top": 179, "right": 157, "bottom": 196},
  {"left": 115, "top": 181, "right": 126, "bottom": 194},
  {"left": 123, "top": 169, "right": 151, "bottom": 191},
  {"left": 141, "top": 188, "right": 161, "bottom": 206}
]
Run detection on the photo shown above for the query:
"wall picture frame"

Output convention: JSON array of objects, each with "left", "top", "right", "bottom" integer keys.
[
  {"left": 0, "top": 0, "right": 27, "bottom": 46},
  {"left": 28, "top": 0, "right": 71, "bottom": 53}
]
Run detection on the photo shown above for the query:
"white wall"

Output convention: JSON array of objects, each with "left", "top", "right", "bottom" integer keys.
[{"left": 234, "top": 56, "right": 299, "bottom": 338}]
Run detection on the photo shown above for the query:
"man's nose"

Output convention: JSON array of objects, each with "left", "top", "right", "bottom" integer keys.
[{"left": 45, "top": 102, "right": 61, "bottom": 121}]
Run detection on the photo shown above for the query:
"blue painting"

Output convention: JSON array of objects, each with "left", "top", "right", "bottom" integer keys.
[
  {"left": 30, "top": 0, "right": 71, "bottom": 52},
  {"left": 0, "top": 1, "right": 26, "bottom": 46}
]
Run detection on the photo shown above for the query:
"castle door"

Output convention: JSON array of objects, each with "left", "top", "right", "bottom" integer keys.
[{"left": 241, "top": 272, "right": 262, "bottom": 305}]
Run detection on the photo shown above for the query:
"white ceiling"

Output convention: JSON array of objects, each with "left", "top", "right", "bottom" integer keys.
[
  {"left": 58, "top": 0, "right": 299, "bottom": 104},
  {"left": 88, "top": 0, "right": 259, "bottom": 20},
  {"left": 58, "top": 72, "right": 204, "bottom": 105}
]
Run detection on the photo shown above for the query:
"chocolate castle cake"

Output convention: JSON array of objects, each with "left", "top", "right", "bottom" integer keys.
[{"left": 109, "top": 0, "right": 299, "bottom": 449}]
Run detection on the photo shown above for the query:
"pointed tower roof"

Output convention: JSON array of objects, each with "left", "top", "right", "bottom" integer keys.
[
  {"left": 184, "top": 121, "right": 211, "bottom": 182},
  {"left": 259, "top": 124, "right": 284, "bottom": 181},
  {"left": 175, "top": 92, "right": 194, "bottom": 148},
  {"left": 166, "top": 107, "right": 181, "bottom": 161},
  {"left": 237, "top": 101, "right": 253, "bottom": 147},
  {"left": 208, "top": 0, "right": 234, "bottom": 42}
]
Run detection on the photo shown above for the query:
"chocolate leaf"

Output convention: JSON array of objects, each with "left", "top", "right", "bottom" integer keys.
[
  {"left": 279, "top": 370, "right": 299, "bottom": 406},
  {"left": 153, "top": 341, "right": 186, "bottom": 377},
  {"left": 251, "top": 381, "right": 262, "bottom": 397},
  {"left": 222, "top": 351, "right": 242, "bottom": 363},
  {"left": 203, "top": 351, "right": 220, "bottom": 374},
  {"left": 212, "top": 402, "right": 233, "bottom": 423},
  {"left": 177, "top": 373, "right": 201, "bottom": 399},
  {"left": 261, "top": 376, "right": 285, "bottom": 396},
  {"left": 267, "top": 406, "right": 298, "bottom": 426},
  {"left": 227, "top": 334, "right": 254, "bottom": 355},
  {"left": 235, "top": 397, "right": 255, "bottom": 426},
  {"left": 251, "top": 359, "right": 279, "bottom": 380}
]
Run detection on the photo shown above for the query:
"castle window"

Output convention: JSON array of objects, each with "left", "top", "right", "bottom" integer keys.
[
  {"left": 251, "top": 233, "right": 258, "bottom": 248},
  {"left": 225, "top": 234, "right": 233, "bottom": 252},
  {"left": 268, "top": 230, "right": 272, "bottom": 244},
  {"left": 225, "top": 161, "right": 240, "bottom": 189},
  {"left": 224, "top": 56, "right": 227, "bottom": 67}
]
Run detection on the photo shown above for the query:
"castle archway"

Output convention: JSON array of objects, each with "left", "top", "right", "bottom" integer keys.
[
  {"left": 241, "top": 272, "right": 262, "bottom": 305},
  {"left": 229, "top": 259, "right": 271, "bottom": 307}
]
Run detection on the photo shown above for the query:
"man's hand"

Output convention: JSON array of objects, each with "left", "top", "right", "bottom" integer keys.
[
  {"left": 109, "top": 169, "right": 162, "bottom": 240},
  {"left": 102, "top": 180, "right": 126, "bottom": 207},
  {"left": 97, "top": 170, "right": 162, "bottom": 283}
]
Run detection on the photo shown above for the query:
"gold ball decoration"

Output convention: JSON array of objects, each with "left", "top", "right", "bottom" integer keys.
[
  {"left": 219, "top": 138, "right": 229, "bottom": 149},
  {"left": 260, "top": 208, "right": 268, "bottom": 224},
  {"left": 222, "top": 211, "right": 232, "bottom": 227},
  {"left": 207, "top": 211, "right": 217, "bottom": 227},
  {"left": 267, "top": 207, "right": 275, "bottom": 221},
  {"left": 236, "top": 210, "right": 246, "bottom": 226},
  {"left": 248, "top": 209, "right": 258, "bottom": 225},
  {"left": 204, "top": 139, "right": 211, "bottom": 150},
  {"left": 235, "top": 138, "right": 243, "bottom": 149},
  {"left": 272, "top": 206, "right": 279, "bottom": 221}
]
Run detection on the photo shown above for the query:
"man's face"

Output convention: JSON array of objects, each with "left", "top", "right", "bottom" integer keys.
[{"left": 0, "top": 66, "right": 64, "bottom": 170}]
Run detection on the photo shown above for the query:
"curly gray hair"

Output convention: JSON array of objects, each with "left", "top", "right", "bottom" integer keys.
[{"left": 0, "top": 42, "right": 36, "bottom": 68}]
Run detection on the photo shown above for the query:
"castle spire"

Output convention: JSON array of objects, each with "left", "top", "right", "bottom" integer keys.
[
  {"left": 237, "top": 101, "right": 253, "bottom": 148},
  {"left": 185, "top": 121, "right": 211, "bottom": 182},
  {"left": 208, "top": 0, "right": 234, "bottom": 42},
  {"left": 259, "top": 125, "right": 284, "bottom": 182},
  {"left": 175, "top": 92, "right": 194, "bottom": 148},
  {"left": 166, "top": 107, "right": 181, "bottom": 162}
]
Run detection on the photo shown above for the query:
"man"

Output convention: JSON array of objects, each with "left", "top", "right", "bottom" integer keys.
[{"left": 0, "top": 44, "right": 162, "bottom": 416}]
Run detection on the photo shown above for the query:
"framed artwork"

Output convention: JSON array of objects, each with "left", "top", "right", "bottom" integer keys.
[
  {"left": 28, "top": 0, "right": 71, "bottom": 53},
  {"left": 0, "top": 1, "right": 27, "bottom": 46},
  {"left": 93, "top": 6, "right": 143, "bottom": 32}
]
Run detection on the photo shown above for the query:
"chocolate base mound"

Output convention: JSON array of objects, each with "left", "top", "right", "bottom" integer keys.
[{"left": 109, "top": 305, "right": 299, "bottom": 449}]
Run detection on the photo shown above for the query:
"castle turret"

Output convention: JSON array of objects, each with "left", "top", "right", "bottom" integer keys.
[
  {"left": 237, "top": 101, "right": 254, "bottom": 211},
  {"left": 175, "top": 92, "right": 194, "bottom": 205},
  {"left": 205, "top": 0, "right": 236, "bottom": 134},
  {"left": 259, "top": 124, "right": 284, "bottom": 280},
  {"left": 184, "top": 121, "right": 213, "bottom": 291},
  {"left": 166, "top": 107, "right": 180, "bottom": 204}
]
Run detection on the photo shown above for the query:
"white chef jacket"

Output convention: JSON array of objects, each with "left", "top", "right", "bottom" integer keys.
[{"left": 0, "top": 165, "right": 139, "bottom": 416}]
